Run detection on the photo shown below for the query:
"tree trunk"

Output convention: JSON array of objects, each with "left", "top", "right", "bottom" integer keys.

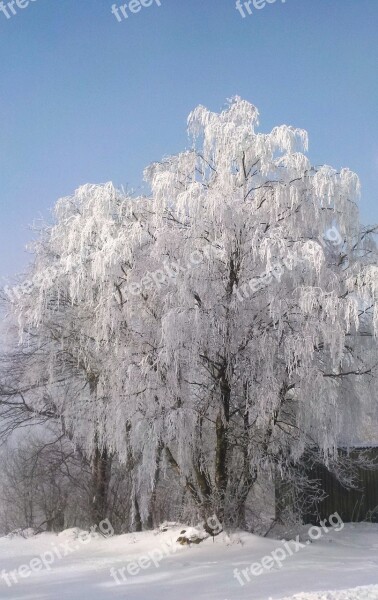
[
  {"left": 91, "top": 446, "right": 111, "bottom": 524},
  {"left": 215, "top": 370, "right": 231, "bottom": 523},
  {"left": 145, "top": 442, "right": 163, "bottom": 530},
  {"left": 134, "top": 496, "right": 142, "bottom": 532}
]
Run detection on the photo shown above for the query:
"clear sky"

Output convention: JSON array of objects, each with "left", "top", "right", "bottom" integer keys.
[{"left": 0, "top": 0, "right": 377, "bottom": 282}]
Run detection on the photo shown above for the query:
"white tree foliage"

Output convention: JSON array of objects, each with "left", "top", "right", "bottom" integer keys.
[{"left": 5, "top": 98, "right": 378, "bottom": 526}]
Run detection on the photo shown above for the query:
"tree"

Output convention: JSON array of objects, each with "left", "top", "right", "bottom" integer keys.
[
  {"left": 134, "top": 97, "right": 378, "bottom": 527},
  {"left": 1, "top": 183, "right": 156, "bottom": 526},
  {"left": 3, "top": 98, "right": 378, "bottom": 532}
]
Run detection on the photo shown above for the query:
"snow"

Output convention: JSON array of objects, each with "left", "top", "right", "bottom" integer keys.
[
  {"left": 279, "top": 589, "right": 378, "bottom": 600},
  {"left": 0, "top": 523, "right": 377, "bottom": 599}
]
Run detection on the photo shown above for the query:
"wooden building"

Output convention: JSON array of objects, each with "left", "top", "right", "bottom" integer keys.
[{"left": 276, "top": 447, "right": 378, "bottom": 525}]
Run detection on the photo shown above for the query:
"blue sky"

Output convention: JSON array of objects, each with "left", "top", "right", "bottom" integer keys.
[{"left": 0, "top": 0, "right": 377, "bottom": 281}]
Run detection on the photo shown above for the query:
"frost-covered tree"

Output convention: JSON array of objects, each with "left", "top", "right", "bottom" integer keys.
[
  {"left": 2, "top": 183, "right": 159, "bottom": 526},
  {"left": 135, "top": 97, "right": 378, "bottom": 526},
  {"left": 3, "top": 98, "right": 378, "bottom": 530}
]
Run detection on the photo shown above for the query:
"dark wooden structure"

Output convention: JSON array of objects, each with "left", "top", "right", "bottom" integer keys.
[{"left": 276, "top": 448, "right": 378, "bottom": 524}]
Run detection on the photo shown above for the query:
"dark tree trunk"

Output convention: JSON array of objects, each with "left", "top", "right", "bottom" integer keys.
[
  {"left": 145, "top": 442, "right": 163, "bottom": 530},
  {"left": 214, "top": 368, "right": 231, "bottom": 523},
  {"left": 91, "top": 446, "right": 111, "bottom": 524},
  {"left": 134, "top": 496, "right": 142, "bottom": 532}
]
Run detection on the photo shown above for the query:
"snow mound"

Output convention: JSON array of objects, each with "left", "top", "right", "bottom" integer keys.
[
  {"left": 177, "top": 526, "right": 209, "bottom": 544},
  {"left": 279, "top": 585, "right": 378, "bottom": 600},
  {"left": 158, "top": 521, "right": 180, "bottom": 532},
  {"left": 57, "top": 527, "right": 87, "bottom": 540},
  {"left": 5, "top": 527, "right": 36, "bottom": 539}
]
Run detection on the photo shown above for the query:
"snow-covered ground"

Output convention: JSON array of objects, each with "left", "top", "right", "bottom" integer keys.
[{"left": 0, "top": 523, "right": 378, "bottom": 599}]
